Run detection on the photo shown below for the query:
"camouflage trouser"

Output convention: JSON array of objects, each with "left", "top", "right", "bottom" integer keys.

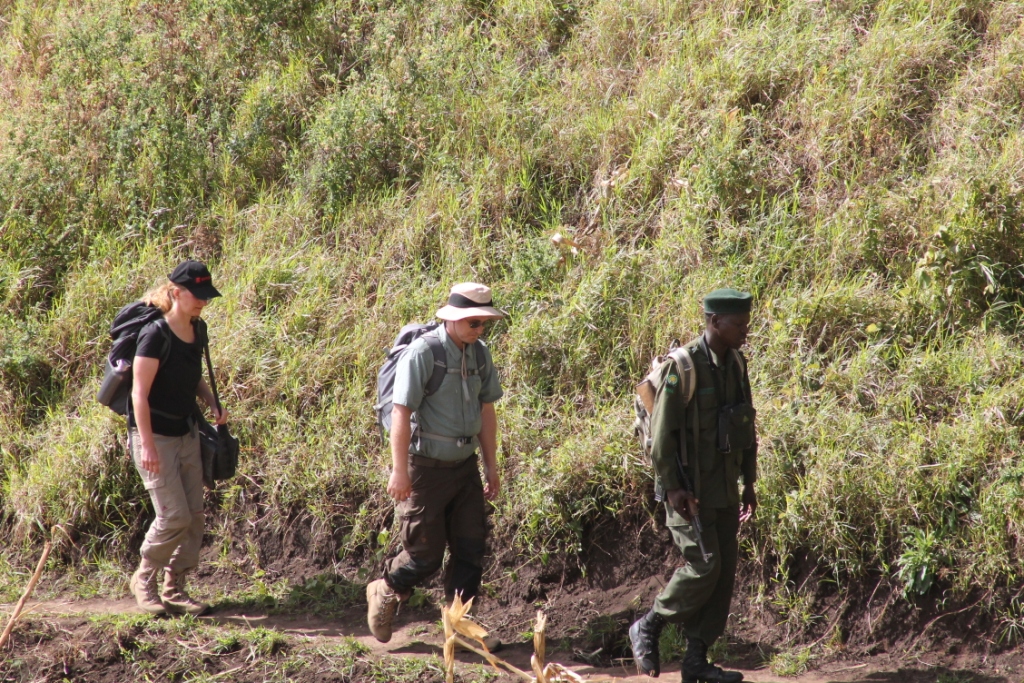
[
  {"left": 130, "top": 426, "right": 205, "bottom": 571},
  {"left": 653, "top": 505, "right": 740, "bottom": 647},
  {"left": 384, "top": 455, "right": 486, "bottom": 601}
]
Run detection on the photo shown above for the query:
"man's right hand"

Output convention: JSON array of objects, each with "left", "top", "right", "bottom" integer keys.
[
  {"left": 666, "top": 488, "right": 699, "bottom": 521},
  {"left": 387, "top": 469, "right": 412, "bottom": 502}
]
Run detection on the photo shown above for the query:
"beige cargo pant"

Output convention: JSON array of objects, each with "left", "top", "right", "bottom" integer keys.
[{"left": 129, "top": 426, "right": 205, "bottom": 571}]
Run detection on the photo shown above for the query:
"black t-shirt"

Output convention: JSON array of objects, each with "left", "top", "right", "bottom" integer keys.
[{"left": 130, "top": 320, "right": 203, "bottom": 436}]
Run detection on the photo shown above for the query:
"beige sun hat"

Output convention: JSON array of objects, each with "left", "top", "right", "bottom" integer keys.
[{"left": 435, "top": 282, "right": 507, "bottom": 321}]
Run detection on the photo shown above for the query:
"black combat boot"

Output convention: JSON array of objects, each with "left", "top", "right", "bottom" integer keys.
[
  {"left": 628, "top": 609, "right": 666, "bottom": 677},
  {"left": 682, "top": 637, "right": 743, "bottom": 683}
]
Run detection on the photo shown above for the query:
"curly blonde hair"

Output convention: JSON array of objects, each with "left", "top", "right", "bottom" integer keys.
[{"left": 141, "top": 281, "right": 178, "bottom": 313}]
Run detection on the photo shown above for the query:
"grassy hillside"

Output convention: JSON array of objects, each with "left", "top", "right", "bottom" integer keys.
[{"left": 3, "top": 0, "right": 1024, "bottom": 638}]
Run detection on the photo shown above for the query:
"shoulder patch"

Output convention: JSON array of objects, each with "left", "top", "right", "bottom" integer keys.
[{"left": 667, "top": 373, "right": 679, "bottom": 387}]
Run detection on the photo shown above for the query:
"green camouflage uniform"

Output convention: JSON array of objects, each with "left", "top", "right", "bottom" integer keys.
[{"left": 648, "top": 335, "right": 757, "bottom": 647}]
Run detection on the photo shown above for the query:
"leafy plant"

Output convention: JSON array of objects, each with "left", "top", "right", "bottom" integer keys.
[{"left": 896, "top": 527, "right": 945, "bottom": 597}]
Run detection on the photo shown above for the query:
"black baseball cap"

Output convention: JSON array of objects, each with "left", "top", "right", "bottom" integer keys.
[{"left": 168, "top": 260, "right": 222, "bottom": 300}]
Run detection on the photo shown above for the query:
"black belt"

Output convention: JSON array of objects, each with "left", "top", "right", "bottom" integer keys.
[{"left": 410, "top": 454, "right": 476, "bottom": 469}]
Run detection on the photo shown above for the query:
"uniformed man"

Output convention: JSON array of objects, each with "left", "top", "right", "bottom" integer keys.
[
  {"left": 366, "top": 282, "right": 505, "bottom": 648},
  {"left": 629, "top": 288, "right": 758, "bottom": 682}
]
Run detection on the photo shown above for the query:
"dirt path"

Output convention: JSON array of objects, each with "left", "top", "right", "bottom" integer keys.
[{"left": 5, "top": 598, "right": 1020, "bottom": 683}]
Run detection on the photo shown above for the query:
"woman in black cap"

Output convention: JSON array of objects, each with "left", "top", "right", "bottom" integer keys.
[{"left": 128, "top": 260, "right": 228, "bottom": 616}]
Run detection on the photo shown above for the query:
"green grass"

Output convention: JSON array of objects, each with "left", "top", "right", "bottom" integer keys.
[
  {"left": 0, "top": 614, "right": 467, "bottom": 682},
  {"left": 2, "top": 0, "right": 1024, "bottom": 631},
  {"left": 769, "top": 646, "right": 815, "bottom": 677}
]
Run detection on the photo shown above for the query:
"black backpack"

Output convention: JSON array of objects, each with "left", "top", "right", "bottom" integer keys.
[
  {"left": 96, "top": 301, "right": 173, "bottom": 416},
  {"left": 374, "top": 322, "right": 484, "bottom": 438}
]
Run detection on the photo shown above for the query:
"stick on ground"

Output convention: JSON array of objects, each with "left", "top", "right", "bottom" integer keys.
[{"left": 0, "top": 541, "right": 52, "bottom": 650}]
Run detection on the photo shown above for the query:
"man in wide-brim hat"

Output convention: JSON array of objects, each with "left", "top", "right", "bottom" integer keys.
[{"left": 367, "top": 282, "right": 506, "bottom": 650}]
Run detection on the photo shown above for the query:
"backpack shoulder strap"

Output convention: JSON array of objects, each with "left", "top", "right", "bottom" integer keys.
[
  {"left": 141, "top": 318, "right": 174, "bottom": 366},
  {"left": 673, "top": 343, "right": 701, "bottom": 497},
  {"left": 423, "top": 332, "right": 447, "bottom": 396},
  {"left": 667, "top": 346, "right": 697, "bottom": 405},
  {"left": 473, "top": 340, "right": 487, "bottom": 375}
]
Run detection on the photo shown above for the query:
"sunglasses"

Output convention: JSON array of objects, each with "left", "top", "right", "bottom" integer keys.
[{"left": 465, "top": 319, "right": 488, "bottom": 329}]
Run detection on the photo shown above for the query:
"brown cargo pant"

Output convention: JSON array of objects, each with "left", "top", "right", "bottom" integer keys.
[
  {"left": 129, "top": 426, "right": 205, "bottom": 571},
  {"left": 384, "top": 455, "right": 486, "bottom": 601}
]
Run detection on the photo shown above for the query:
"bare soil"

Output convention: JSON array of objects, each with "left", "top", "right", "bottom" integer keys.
[
  {"left": 3, "top": 502, "right": 1023, "bottom": 681},
  {"left": 2, "top": 596, "right": 1022, "bottom": 682}
]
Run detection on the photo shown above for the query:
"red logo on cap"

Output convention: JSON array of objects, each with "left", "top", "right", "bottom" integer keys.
[{"left": 195, "top": 276, "right": 211, "bottom": 283}]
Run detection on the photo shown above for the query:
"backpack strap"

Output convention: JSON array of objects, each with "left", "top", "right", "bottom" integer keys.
[
  {"left": 473, "top": 340, "right": 486, "bottom": 376},
  {"left": 669, "top": 344, "right": 700, "bottom": 499},
  {"left": 423, "top": 335, "right": 487, "bottom": 395},
  {"left": 126, "top": 318, "right": 174, "bottom": 419},
  {"left": 416, "top": 430, "right": 478, "bottom": 448},
  {"left": 667, "top": 346, "right": 697, "bottom": 405},
  {"left": 423, "top": 333, "right": 447, "bottom": 396},
  {"left": 411, "top": 334, "right": 486, "bottom": 451},
  {"left": 125, "top": 318, "right": 183, "bottom": 452},
  {"left": 158, "top": 319, "right": 173, "bottom": 365}
]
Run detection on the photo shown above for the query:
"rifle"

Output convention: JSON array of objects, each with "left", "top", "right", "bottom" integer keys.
[
  {"left": 653, "top": 432, "right": 713, "bottom": 563},
  {"left": 676, "top": 464, "right": 713, "bottom": 564}
]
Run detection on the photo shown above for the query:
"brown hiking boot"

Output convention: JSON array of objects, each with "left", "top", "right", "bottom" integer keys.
[
  {"left": 130, "top": 560, "right": 166, "bottom": 615},
  {"left": 161, "top": 569, "right": 209, "bottom": 616},
  {"left": 366, "top": 578, "right": 403, "bottom": 642}
]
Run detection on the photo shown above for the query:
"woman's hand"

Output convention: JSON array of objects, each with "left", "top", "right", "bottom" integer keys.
[
  {"left": 197, "top": 379, "right": 227, "bottom": 424},
  {"left": 140, "top": 442, "right": 160, "bottom": 475},
  {"left": 211, "top": 404, "right": 229, "bottom": 425}
]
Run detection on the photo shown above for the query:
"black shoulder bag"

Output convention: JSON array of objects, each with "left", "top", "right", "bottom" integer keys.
[{"left": 196, "top": 323, "right": 239, "bottom": 488}]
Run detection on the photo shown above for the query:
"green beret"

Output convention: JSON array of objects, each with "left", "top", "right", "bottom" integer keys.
[{"left": 703, "top": 288, "right": 753, "bottom": 315}]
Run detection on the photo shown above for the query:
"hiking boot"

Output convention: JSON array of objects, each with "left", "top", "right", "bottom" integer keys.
[
  {"left": 628, "top": 609, "right": 666, "bottom": 677},
  {"left": 682, "top": 637, "right": 743, "bottom": 683},
  {"left": 367, "top": 578, "right": 403, "bottom": 643},
  {"left": 161, "top": 569, "right": 210, "bottom": 616},
  {"left": 130, "top": 560, "right": 166, "bottom": 615}
]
